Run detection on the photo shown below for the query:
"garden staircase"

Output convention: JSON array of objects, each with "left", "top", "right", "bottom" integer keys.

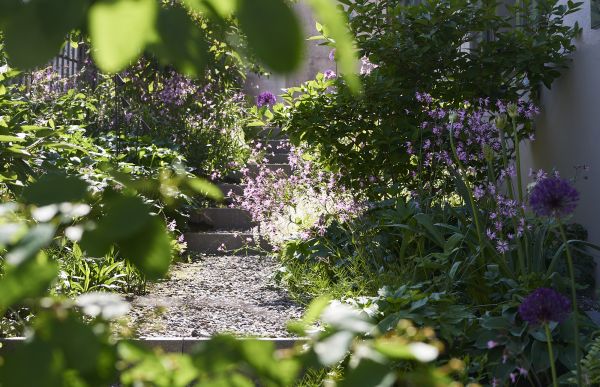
[
  {"left": 184, "top": 132, "right": 290, "bottom": 255},
  {"left": 121, "top": 129, "right": 302, "bottom": 342}
]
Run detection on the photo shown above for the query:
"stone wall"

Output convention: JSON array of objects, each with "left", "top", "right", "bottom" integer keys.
[
  {"left": 243, "top": 2, "right": 333, "bottom": 99},
  {"left": 521, "top": 0, "right": 600, "bottom": 279}
]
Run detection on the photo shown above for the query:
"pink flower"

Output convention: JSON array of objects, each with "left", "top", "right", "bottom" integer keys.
[{"left": 323, "top": 69, "right": 337, "bottom": 80}]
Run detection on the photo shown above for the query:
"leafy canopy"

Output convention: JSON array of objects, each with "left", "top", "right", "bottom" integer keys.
[{"left": 0, "top": 0, "right": 359, "bottom": 89}]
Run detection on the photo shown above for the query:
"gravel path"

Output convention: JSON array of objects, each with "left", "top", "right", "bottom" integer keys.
[{"left": 126, "top": 255, "right": 303, "bottom": 337}]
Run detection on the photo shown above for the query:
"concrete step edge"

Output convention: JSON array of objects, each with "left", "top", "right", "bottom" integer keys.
[
  {"left": 190, "top": 208, "right": 256, "bottom": 230},
  {"left": 0, "top": 337, "right": 306, "bottom": 354},
  {"left": 184, "top": 232, "right": 273, "bottom": 254}
]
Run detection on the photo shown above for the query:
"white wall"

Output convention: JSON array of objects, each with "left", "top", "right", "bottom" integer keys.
[
  {"left": 522, "top": 0, "right": 600, "bottom": 277},
  {"left": 243, "top": 2, "right": 333, "bottom": 98}
]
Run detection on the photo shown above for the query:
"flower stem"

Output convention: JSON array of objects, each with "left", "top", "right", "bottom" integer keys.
[
  {"left": 511, "top": 120, "right": 532, "bottom": 271},
  {"left": 558, "top": 221, "right": 582, "bottom": 387},
  {"left": 512, "top": 120, "right": 524, "bottom": 203},
  {"left": 500, "top": 127, "right": 526, "bottom": 273},
  {"left": 544, "top": 323, "right": 559, "bottom": 387},
  {"left": 449, "top": 128, "right": 483, "bottom": 248}
]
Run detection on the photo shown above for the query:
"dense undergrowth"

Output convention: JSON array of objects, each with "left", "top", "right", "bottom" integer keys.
[
  {"left": 2, "top": 0, "right": 599, "bottom": 385},
  {"left": 0, "top": 23, "right": 249, "bottom": 334},
  {"left": 238, "top": 0, "right": 600, "bottom": 385}
]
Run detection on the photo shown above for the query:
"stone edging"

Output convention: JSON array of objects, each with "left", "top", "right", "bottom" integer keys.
[{"left": 0, "top": 337, "right": 305, "bottom": 354}]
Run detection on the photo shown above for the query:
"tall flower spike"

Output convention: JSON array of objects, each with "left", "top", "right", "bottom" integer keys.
[
  {"left": 518, "top": 288, "right": 571, "bottom": 325},
  {"left": 529, "top": 176, "right": 579, "bottom": 218}
]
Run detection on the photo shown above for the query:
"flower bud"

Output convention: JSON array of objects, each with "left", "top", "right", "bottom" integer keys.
[
  {"left": 448, "top": 111, "right": 458, "bottom": 123},
  {"left": 507, "top": 103, "right": 518, "bottom": 119},
  {"left": 483, "top": 144, "right": 494, "bottom": 164},
  {"left": 495, "top": 114, "right": 508, "bottom": 130}
]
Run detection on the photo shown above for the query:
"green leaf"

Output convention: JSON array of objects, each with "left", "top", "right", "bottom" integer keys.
[
  {"left": 413, "top": 213, "right": 444, "bottom": 247},
  {"left": 237, "top": 0, "right": 303, "bottom": 73},
  {"left": 183, "top": 0, "right": 237, "bottom": 18},
  {"left": 119, "top": 217, "right": 172, "bottom": 280},
  {"left": 96, "top": 196, "right": 152, "bottom": 240},
  {"left": 287, "top": 295, "right": 330, "bottom": 334},
  {"left": 375, "top": 340, "right": 439, "bottom": 362},
  {"left": 313, "top": 331, "right": 354, "bottom": 366},
  {"left": 0, "top": 340, "right": 62, "bottom": 387},
  {"left": 186, "top": 178, "right": 224, "bottom": 201},
  {"left": 89, "top": 0, "right": 158, "bottom": 73},
  {"left": 340, "top": 357, "right": 395, "bottom": 387},
  {"left": 22, "top": 174, "right": 89, "bottom": 206},
  {"left": 321, "top": 302, "right": 374, "bottom": 333},
  {"left": 531, "top": 339, "right": 552, "bottom": 371},
  {"left": 0, "top": 258, "right": 58, "bottom": 313},
  {"left": 306, "top": 0, "right": 360, "bottom": 92},
  {"left": 80, "top": 195, "right": 152, "bottom": 257},
  {"left": 0, "top": 135, "right": 24, "bottom": 142},
  {"left": 1, "top": 0, "right": 88, "bottom": 69},
  {"left": 150, "top": 6, "right": 208, "bottom": 77},
  {"left": 5, "top": 224, "right": 56, "bottom": 266}
]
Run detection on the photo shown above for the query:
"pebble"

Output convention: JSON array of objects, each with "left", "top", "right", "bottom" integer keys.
[{"left": 126, "top": 255, "right": 303, "bottom": 337}]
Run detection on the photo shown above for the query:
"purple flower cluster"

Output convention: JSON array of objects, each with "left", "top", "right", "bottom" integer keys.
[
  {"left": 360, "top": 56, "right": 379, "bottom": 75},
  {"left": 518, "top": 288, "right": 571, "bottom": 325},
  {"left": 323, "top": 69, "right": 337, "bottom": 80},
  {"left": 256, "top": 91, "right": 277, "bottom": 108},
  {"left": 529, "top": 176, "right": 579, "bottom": 218},
  {"left": 406, "top": 94, "right": 541, "bottom": 253},
  {"left": 155, "top": 71, "right": 196, "bottom": 107},
  {"left": 28, "top": 66, "right": 78, "bottom": 102},
  {"left": 328, "top": 49, "right": 336, "bottom": 62},
  {"left": 234, "top": 142, "right": 364, "bottom": 244}
]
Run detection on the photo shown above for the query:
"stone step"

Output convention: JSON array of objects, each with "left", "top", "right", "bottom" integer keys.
[
  {"left": 267, "top": 140, "right": 290, "bottom": 154},
  {"left": 184, "top": 232, "right": 272, "bottom": 255},
  {"left": 264, "top": 153, "right": 290, "bottom": 164},
  {"left": 225, "top": 164, "right": 292, "bottom": 182},
  {"left": 217, "top": 183, "right": 245, "bottom": 199},
  {"left": 190, "top": 208, "right": 255, "bottom": 231},
  {"left": 257, "top": 126, "right": 283, "bottom": 138},
  {"left": 259, "top": 163, "right": 292, "bottom": 175}
]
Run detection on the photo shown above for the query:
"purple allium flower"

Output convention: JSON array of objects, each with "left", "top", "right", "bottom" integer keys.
[
  {"left": 256, "top": 91, "right": 276, "bottom": 107},
  {"left": 529, "top": 177, "right": 579, "bottom": 217},
  {"left": 323, "top": 69, "right": 337, "bottom": 80},
  {"left": 518, "top": 288, "right": 571, "bottom": 325},
  {"left": 487, "top": 340, "right": 499, "bottom": 349}
]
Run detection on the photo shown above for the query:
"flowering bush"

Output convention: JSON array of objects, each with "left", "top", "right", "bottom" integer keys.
[
  {"left": 235, "top": 142, "right": 364, "bottom": 246},
  {"left": 249, "top": 3, "right": 595, "bottom": 381},
  {"left": 92, "top": 56, "right": 251, "bottom": 179},
  {"left": 271, "top": 0, "right": 580, "bottom": 198}
]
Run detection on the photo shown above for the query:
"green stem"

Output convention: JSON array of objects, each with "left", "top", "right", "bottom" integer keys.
[
  {"left": 512, "top": 120, "right": 531, "bottom": 272},
  {"left": 499, "top": 128, "right": 516, "bottom": 200},
  {"left": 512, "top": 121, "right": 524, "bottom": 203},
  {"left": 544, "top": 323, "right": 559, "bottom": 387},
  {"left": 500, "top": 126, "right": 526, "bottom": 274},
  {"left": 449, "top": 129, "right": 483, "bottom": 248},
  {"left": 558, "top": 221, "right": 583, "bottom": 387}
]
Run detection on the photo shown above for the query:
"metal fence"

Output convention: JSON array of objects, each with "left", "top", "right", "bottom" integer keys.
[{"left": 51, "top": 41, "right": 87, "bottom": 78}]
